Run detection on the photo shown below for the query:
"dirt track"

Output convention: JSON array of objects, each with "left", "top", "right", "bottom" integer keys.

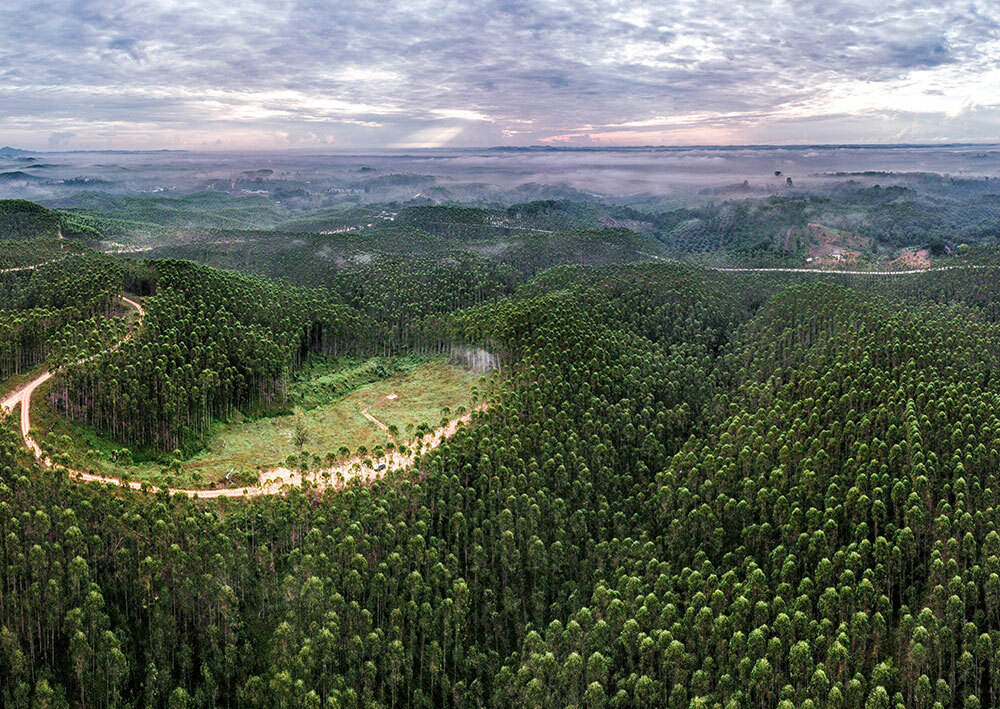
[
  {"left": 0, "top": 256, "right": 69, "bottom": 274},
  {"left": 361, "top": 408, "right": 391, "bottom": 433},
  {"left": 30, "top": 404, "right": 483, "bottom": 500},
  {"left": 58, "top": 405, "right": 482, "bottom": 499},
  {"left": 2, "top": 294, "right": 144, "bottom": 460},
  {"left": 637, "top": 250, "right": 991, "bottom": 276},
  {"left": 1, "top": 291, "right": 483, "bottom": 499}
]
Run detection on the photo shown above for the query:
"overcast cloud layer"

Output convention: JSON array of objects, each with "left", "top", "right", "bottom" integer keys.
[{"left": 2, "top": 0, "right": 1000, "bottom": 150}]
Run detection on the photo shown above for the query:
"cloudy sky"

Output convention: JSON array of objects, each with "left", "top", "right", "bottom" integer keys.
[{"left": 2, "top": 0, "right": 1000, "bottom": 150}]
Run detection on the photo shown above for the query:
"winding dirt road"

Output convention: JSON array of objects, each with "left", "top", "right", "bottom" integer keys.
[
  {"left": 0, "top": 256, "right": 70, "bottom": 275},
  {"left": 57, "top": 405, "right": 483, "bottom": 499},
  {"left": 2, "top": 294, "right": 145, "bottom": 462},
  {"left": 1, "top": 292, "right": 483, "bottom": 499},
  {"left": 13, "top": 252, "right": 985, "bottom": 499}
]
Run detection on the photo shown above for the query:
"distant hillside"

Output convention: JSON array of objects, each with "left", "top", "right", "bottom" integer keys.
[
  {"left": 0, "top": 198, "right": 103, "bottom": 242},
  {"left": 0, "top": 146, "right": 33, "bottom": 156},
  {"left": 0, "top": 170, "right": 44, "bottom": 183}
]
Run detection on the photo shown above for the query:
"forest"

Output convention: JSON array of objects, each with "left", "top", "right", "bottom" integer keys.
[{"left": 2, "top": 164, "right": 1000, "bottom": 709}]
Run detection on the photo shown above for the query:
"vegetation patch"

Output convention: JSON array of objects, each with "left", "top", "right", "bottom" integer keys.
[
  {"left": 31, "top": 377, "right": 164, "bottom": 483},
  {"left": 33, "top": 355, "right": 483, "bottom": 488},
  {"left": 180, "top": 356, "right": 482, "bottom": 485},
  {"left": 806, "top": 222, "right": 874, "bottom": 267}
]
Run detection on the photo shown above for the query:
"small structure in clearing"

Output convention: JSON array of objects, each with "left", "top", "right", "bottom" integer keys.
[{"left": 806, "top": 223, "right": 867, "bottom": 268}]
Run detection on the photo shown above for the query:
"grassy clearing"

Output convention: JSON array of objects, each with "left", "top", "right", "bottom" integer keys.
[
  {"left": 33, "top": 355, "right": 485, "bottom": 488},
  {"left": 184, "top": 356, "right": 483, "bottom": 485}
]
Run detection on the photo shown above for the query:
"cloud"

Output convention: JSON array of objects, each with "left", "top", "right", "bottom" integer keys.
[
  {"left": 283, "top": 130, "right": 335, "bottom": 145},
  {"left": 105, "top": 37, "right": 147, "bottom": 63},
  {"left": 1, "top": 0, "right": 999, "bottom": 149},
  {"left": 48, "top": 131, "right": 75, "bottom": 146}
]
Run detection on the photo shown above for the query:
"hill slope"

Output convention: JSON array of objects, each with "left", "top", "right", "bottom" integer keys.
[{"left": 0, "top": 199, "right": 103, "bottom": 242}]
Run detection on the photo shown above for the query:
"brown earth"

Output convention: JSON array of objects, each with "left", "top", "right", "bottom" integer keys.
[
  {"left": 806, "top": 223, "right": 868, "bottom": 267},
  {"left": 890, "top": 248, "right": 931, "bottom": 270}
]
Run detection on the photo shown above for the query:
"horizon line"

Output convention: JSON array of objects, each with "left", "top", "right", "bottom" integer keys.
[{"left": 4, "top": 141, "right": 1000, "bottom": 155}]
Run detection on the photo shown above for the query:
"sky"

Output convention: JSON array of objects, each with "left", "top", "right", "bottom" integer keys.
[{"left": 2, "top": 0, "right": 1000, "bottom": 151}]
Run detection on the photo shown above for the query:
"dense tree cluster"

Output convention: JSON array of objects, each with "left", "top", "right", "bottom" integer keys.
[
  {"left": 2, "top": 262, "right": 757, "bottom": 707},
  {"left": 143, "top": 222, "right": 664, "bottom": 291},
  {"left": 0, "top": 255, "right": 123, "bottom": 380},
  {"left": 0, "top": 238, "right": 87, "bottom": 271},
  {"left": 49, "top": 260, "right": 367, "bottom": 452},
  {"left": 0, "top": 199, "right": 103, "bottom": 243},
  {"left": 329, "top": 253, "right": 520, "bottom": 349},
  {"left": 8, "top": 208, "right": 1000, "bottom": 707},
  {"left": 54, "top": 192, "right": 284, "bottom": 240}
]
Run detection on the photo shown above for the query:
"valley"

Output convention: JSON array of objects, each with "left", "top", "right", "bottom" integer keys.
[
  {"left": 2, "top": 148, "right": 1000, "bottom": 707},
  {"left": 5, "top": 0, "right": 1000, "bottom": 702}
]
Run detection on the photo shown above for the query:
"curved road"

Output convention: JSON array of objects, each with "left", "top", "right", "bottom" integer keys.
[
  {"left": 0, "top": 256, "right": 70, "bottom": 275},
  {"left": 1, "top": 295, "right": 145, "bottom": 461},
  {"left": 6, "top": 255, "right": 990, "bottom": 499},
  {"left": 1, "top": 291, "right": 481, "bottom": 498},
  {"left": 54, "top": 405, "right": 482, "bottom": 499}
]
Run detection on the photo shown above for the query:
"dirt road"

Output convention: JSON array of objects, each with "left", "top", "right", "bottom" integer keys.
[
  {"left": 636, "top": 250, "right": 990, "bottom": 277},
  {"left": 361, "top": 408, "right": 391, "bottom": 434},
  {"left": 24, "top": 404, "right": 484, "bottom": 499},
  {"left": 1, "top": 370, "right": 53, "bottom": 458},
  {"left": 119, "top": 295, "right": 145, "bottom": 317},
  {"left": 0, "top": 256, "right": 69, "bottom": 274},
  {"left": 1, "top": 291, "right": 482, "bottom": 499},
  {"left": 2, "top": 294, "right": 144, "bottom": 458}
]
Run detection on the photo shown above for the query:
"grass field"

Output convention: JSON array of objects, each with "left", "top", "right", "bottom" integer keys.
[{"left": 32, "top": 355, "right": 484, "bottom": 488}]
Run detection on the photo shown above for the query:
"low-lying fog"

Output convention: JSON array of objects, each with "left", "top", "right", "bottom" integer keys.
[{"left": 2, "top": 145, "right": 999, "bottom": 207}]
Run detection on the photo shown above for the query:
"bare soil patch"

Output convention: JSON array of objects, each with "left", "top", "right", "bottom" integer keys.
[
  {"left": 890, "top": 248, "right": 931, "bottom": 270},
  {"left": 806, "top": 223, "right": 869, "bottom": 268}
]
